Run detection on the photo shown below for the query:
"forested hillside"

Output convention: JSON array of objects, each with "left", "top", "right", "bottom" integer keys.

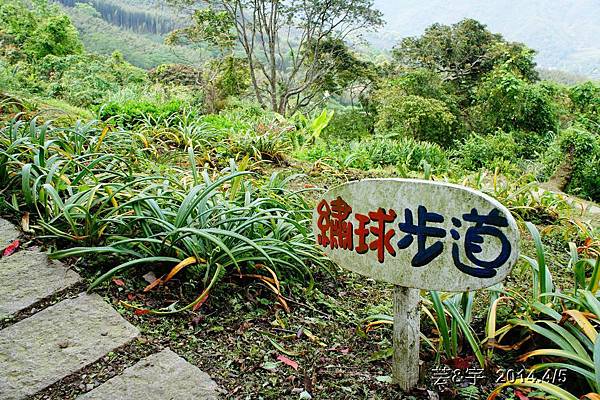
[
  {"left": 55, "top": 0, "right": 205, "bottom": 68},
  {"left": 373, "top": 0, "right": 600, "bottom": 78}
]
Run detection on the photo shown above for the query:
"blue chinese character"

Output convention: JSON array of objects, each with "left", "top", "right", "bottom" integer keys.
[
  {"left": 398, "top": 205, "right": 446, "bottom": 267},
  {"left": 451, "top": 208, "right": 511, "bottom": 278}
]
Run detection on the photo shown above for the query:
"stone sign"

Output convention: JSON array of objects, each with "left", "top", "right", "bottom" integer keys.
[
  {"left": 312, "top": 178, "right": 519, "bottom": 292},
  {"left": 312, "top": 179, "right": 520, "bottom": 390}
]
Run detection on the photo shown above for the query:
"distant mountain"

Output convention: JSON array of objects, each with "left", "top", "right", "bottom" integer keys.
[{"left": 371, "top": 0, "right": 600, "bottom": 79}]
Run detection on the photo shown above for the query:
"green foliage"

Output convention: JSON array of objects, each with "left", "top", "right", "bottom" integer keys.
[
  {"left": 0, "top": 117, "right": 330, "bottom": 313},
  {"left": 37, "top": 52, "right": 148, "bottom": 107},
  {"left": 23, "top": 14, "right": 83, "bottom": 59},
  {"left": 456, "top": 129, "right": 552, "bottom": 175},
  {"left": 569, "top": 81, "right": 600, "bottom": 133},
  {"left": 374, "top": 91, "right": 458, "bottom": 147},
  {"left": 393, "top": 18, "right": 538, "bottom": 92},
  {"left": 0, "top": 0, "right": 83, "bottom": 61},
  {"left": 554, "top": 127, "right": 600, "bottom": 201},
  {"left": 472, "top": 66, "right": 559, "bottom": 134},
  {"left": 455, "top": 131, "right": 521, "bottom": 172},
  {"left": 323, "top": 109, "right": 373, "bottom": 140},
  {"left": 98, "top": 98, "right": 188, "bottom": 127},
  {"left": 295, "top": 136, "right": 449, "bottom": 174},
  {"left": 489, "top": 223, "right": 600, "bottom": 398}
]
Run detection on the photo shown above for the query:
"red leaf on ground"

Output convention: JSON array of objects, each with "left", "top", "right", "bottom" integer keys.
[
  {"left": 2, "top": 240, "right": 20, "bottom": 256},
  {"left": 277, "top": 355, "right": 299, "bottom": 370},
  {"left": 127, "top": 293, "right": 135, "bottom": 301},
  {"left": 449, "top": 355, "right": 473, "bottom": 370},
  {"left": 134, "top": 309, "right": 150, "bottom": 316},
  {"left": 112, "top": 278, "right": 125, "bottom": 287},
  {"left": 515, "top": 390, "right": 529, "bottom": 400},
  {"left": 192, "top": 293, "right": 209, "bottom": 311}
]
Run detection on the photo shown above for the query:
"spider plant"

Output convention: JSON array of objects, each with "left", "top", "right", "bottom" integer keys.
[
  {"left": 488, "top": 222, "right": 600, "bottom": 399},
  {"left": 49, "top": 151, "right": 330, "bottom": 313}
]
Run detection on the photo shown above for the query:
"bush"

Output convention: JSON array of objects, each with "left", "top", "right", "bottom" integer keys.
[
  {"left": 322, "top": 109, "right": 373, "bottom": 140},
  {"left": 295, "top": 136, "right": 449, "bottom": 173},
  {"left": 364, "top": 137, "right": 449, "bottom": 172},
  {"left": 374, "top": 94, "right": 458, "bottom": 147},
  {"left": 98, "top": 99, "right": 187, "bottom": 127},
  {"left": 472, "top": 66, "right": 559, "bottom": 134},
  {"left": 541, "top": 126, "right": 600, "bottom": 201},
  {"left": 455, "top": 130, "right": 522, "bottom": 172},
  {"left": 0, "top": 0, "right": 83, "bottom": 61},
  {"left": 34, "top": 52, "right": 147, "bottom": 107},
  {"left": 569, "top": 81, "right": 600, "bottom": 133}
]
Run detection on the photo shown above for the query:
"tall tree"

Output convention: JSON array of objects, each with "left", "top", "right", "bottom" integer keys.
[
  {"left": 392, "top": 19, "right": 538, "bottom": 91},
  {"left": 168, "top": 0, "right": 383, "bottom": 114}
]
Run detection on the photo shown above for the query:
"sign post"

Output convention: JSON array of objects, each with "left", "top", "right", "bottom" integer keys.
[
  {"left": 393, "top": 286, "right": 420, "bottom": 390},
  {"left": 312, "top": 179, "right": 519, "bottom": 391}
]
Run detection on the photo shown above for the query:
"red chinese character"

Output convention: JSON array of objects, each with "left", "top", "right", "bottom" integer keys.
[
  {"left": 354, "top": 213, "right": 370, "bottom": 254},
  {"left": 316, "top": 199, "right": 331, "bottom": 247},
  {"left": 316, "top": 197, "right": 354, "bottom": 250},
  {"left": 330, "top": 197, "right": 353, "bottom": 250},
  {"left": 368, "top": 208, "right": 397, "bottom": 263}
]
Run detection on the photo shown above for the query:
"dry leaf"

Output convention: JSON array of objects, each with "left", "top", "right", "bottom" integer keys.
[
  {"left": 277, "top": 354, "right": 299, "bottom": 370},
  {"left": 2, "top": 240, "right": 20, "bottom": 256}
]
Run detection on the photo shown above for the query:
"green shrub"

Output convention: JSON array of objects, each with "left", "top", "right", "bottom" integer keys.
[
  {"left": 294, "top": 136, "right": 449, "bottom": 173},
  {"left": 38, "top": 52, "right": 147, "bottom": 107},
  {"left": 569, "top": 81, "right": 600, "bottom": 133},
  {"left": 322, "top": 109, "right": 373, "bottom": 140},
  {"left": 471, "top": 66, "right": 559, "bottom": 135},
  {"left": 455, "top": 130, "right": 521, "bottom": 172},
  {"left": 98, "top": 99, "right": 187, "bottom": 127},
  {"left": 558, "top": 127, "right": 600, "bottom": 201},
  {"left": 541, "top": 126, "right": 600, "bottom": 201},
  {"left": 0, "top": 0, "right": 83, "bottom": 61},
  {"left": 374, "top": 94, "right": 458, "bottom": 147}
]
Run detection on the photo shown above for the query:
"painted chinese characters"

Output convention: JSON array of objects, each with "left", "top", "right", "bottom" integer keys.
[
  {"left": 312, "top": 179, "right": 519, "bottom": 292},
  {"left": 317, "top": 199, "right": 511, "bottom": 278}
]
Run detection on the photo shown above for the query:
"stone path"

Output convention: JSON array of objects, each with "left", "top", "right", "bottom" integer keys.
[{"left": 0, "top": 218, "right": 221, "bottom": 399}]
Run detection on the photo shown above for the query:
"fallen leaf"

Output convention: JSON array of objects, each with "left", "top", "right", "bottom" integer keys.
[
  {"left": 142, "top": 271, "right": 157, "bottom": 284},
  {"left": 515, "top": 390, "right": 529, "bottom": 400},
  {"left": 21, "top": 212, "right": 30, "bottom": 232},
  {"left": 449, "top": 355, "right": 473, "bottom": 370},
  {"left": 112, "top": 278, "right": 125, "bottom": 287},
  {"left": 376, "top": 375, "right": 393, "bottom": 384},
  {"left": 277, "top": 354, "right": 299, "bottom": 370},
  {"left": 134, "top": 309, "right": 150, "bottom": 316},
  {"left": 262, "top": 361, "right": 278, "bottom": 370},
  {"left": 192, "top": 293, "right": 209, "bottom": 311},
  {"left": 2, "top": 240, "right": 20, "bottom": 256},
  {"left": 127, "top": 293, "right": 135, "bottom": 301}
]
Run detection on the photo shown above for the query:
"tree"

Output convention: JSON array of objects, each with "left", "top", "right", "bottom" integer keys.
[
  {"left": 168, "top": 0, "right": 383, "bottom": 114},
  {"left": 471, "top": 66, "right": 558, "bottom": 135},
  {"left": 392, "top": 19, "right": 538, "bottom": 93},
  {"left": 0, "top": 0, "right": 82, "bottom": 61},
  {"left": 373, "top": 89, "right": 458, "bottom": 147},
  {"left": 24, "top": 14, "right": 83, "bottom": 59}
]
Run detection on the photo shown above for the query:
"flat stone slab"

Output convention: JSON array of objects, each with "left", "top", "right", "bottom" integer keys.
[
  {"left": 0, "top": 251, "right": 82, "bottom": 319},
  {"left": 0, "top": 293, "right": 139, "bottom": 400},
  {"left": 0, "top": 218, "right": 19, "bottom": 249},
  {"left": 78, "top": 349, "right": 220, "bottom": 400}
]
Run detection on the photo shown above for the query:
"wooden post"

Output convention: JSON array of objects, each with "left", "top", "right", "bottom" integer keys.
[{"left": 392, "top": 285, "right": 420, "bottom": 391}]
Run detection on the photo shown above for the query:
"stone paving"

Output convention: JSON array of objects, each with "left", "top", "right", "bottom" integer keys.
[
  {"left": 0, "top": 251, "right": 81, "bottom": 318},
  {"left": 0, "top": 218, "right": 221, "bottom": 399}
]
